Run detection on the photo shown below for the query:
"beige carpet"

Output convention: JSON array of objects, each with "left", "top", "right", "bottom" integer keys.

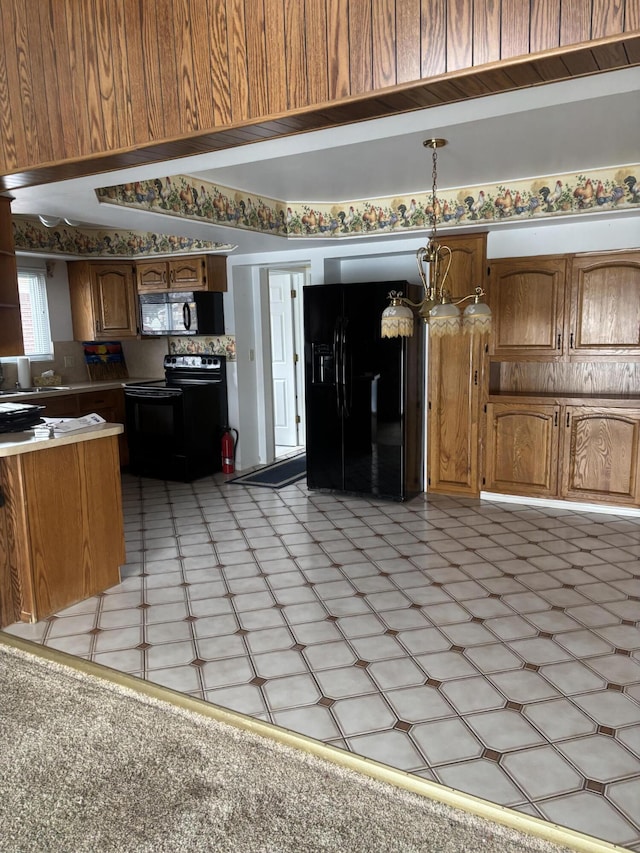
[{"left": 0, "top": 638, "right": 612, "bottom": 853}]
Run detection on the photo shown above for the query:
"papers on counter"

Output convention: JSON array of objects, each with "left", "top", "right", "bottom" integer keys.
[{"left": 32, "top": 413, "right": 106, "bottom": 438}]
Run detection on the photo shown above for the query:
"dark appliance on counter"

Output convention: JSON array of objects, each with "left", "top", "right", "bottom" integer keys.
[
  {"left": 124, "top": 354, "right": 228, "bottom": 481},
  {"left": 304, "top": 280, "right": 424, "bottom": 501},
  {"left": 0, "top": 401, "right": 45, "bottom": 433},
  {"left": 139, "top": 291, "right": 225, "bottom": 336}
]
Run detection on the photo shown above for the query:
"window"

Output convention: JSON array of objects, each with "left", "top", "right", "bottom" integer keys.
[{"left": 18, "top": 267, "right": 53, "bottom": 358}]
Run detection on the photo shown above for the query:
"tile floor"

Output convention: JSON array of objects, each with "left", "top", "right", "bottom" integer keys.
[{"left": 4, "top": 467, "right": 640, "bottom": 850}]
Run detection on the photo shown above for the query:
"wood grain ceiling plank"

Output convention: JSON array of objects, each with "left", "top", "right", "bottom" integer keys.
[
  {"left": 207, "top": 0, "right": 232, "bottom": 126},
  {"left": 501, "top": 0, "right": 533, "bottom": 60},
  {"left": 11, "top": 0, "right": 44, "bottom": 165},
  {"left": 473, "top": 0, "right": 502, "bottom": 67},
  {"left": 326, "top": 0, "right": 351, "bottom": 100},
  {"left": 154, "top": 0, "right": 181, "bottom": 139},
  {"left": 529, "top": 0, "right": 561, "bottom": 53},
  {"left": 349, "top": 0, "right": 373, "bottom": 95},
  {"left": 284, "top": 0, "right": 309, "bottom": 109},
  {"left": 560, "top": 0, "right": 593, "bottom": 45},
  {"left": 245, "top": 0, "right": 270, "bottom": 118},
  {"left": 591, "top": 0, "right": 626, "bottom": 38},
  {"left": 372, "top": 0, "right": 397, "bottom": 90},
  {"left": 446, "top": 0, "right": 473, "bottom": 71},
  {"left": 110, "top": 0, "right": 135, "bottom": 151},
  {"left": 33, "top": 0, "right": 65, "bottom": 162},
  {"left": 174, "top": 0, "right": 199, "bottom": 134},
  {"left": 226, "top": 0, "right": 250, "bottom": 122},
  {"left": 305, "top": 0, "right": 329, "bottom": 105},
  {"left": 190, "top": 0, "right": 216, "bottom": 130},
  {"left": 264, "top": 0, "right": 288, "bottom": 114},
  {"left": 139, "top": 0, "right": 167, "bottom": 142},
  {"left": 92, "top": 0, "right": 120, "bottom": 152},
  {"left": 396, "top": 0, "right": 422, "bottom": 84},
  {"left": 421, "top": 0, "right": 447, "bottom": 77}
]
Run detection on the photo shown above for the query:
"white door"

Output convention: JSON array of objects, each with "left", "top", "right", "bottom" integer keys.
[{"left": 269, "top": 272, "right": 298, "bottom": 446}]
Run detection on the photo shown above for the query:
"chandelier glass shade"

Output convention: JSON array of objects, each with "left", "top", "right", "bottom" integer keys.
[
  {"left": 381, "top": 138, "right": 491, "bottom": 339},
  {"left": 381, "top": 292, "right": 415, "bottom": 338}
]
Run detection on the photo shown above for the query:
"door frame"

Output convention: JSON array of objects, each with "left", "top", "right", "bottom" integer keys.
[{"left": 259, "top": 264, "right": 308, "bottom": 459}]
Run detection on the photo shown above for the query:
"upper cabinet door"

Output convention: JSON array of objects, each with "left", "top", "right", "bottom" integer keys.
[
  {"left": 488, "top": 258, "right": 567, "bottom": 359},
  {"left": 569, "top": 252, "right": 640, "bottom": 359},
  {"left": 136, "top": 261, "right": 168, "bottom": 291},
  {"left": 168, "top": 258, "right": 205, "bottom": 290},
  {"left": 91, "top": 264, "right": 137, "bottom": 338}
]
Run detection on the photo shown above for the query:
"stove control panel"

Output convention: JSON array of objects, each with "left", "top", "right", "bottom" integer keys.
[{"left": 164, "top": 355, "right": 223, "bottom": 371}]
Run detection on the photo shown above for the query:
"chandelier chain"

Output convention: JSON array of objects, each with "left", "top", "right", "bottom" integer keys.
[{"left": 431, "top": 145, "right": 438, "bottom": 242}]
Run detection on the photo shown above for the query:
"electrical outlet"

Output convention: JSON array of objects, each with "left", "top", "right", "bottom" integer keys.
[{"left": 64, "top": 355, "right": 75, "bottom": 368}]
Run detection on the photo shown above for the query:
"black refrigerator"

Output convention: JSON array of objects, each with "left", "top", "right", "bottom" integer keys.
[{"left": 303, "top": 280, "right": 424, "bottom": 501}]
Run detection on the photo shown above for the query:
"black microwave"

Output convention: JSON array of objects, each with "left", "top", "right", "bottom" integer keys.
[{"left": 139, "top": 291, "right": 225, "bottom": 336}]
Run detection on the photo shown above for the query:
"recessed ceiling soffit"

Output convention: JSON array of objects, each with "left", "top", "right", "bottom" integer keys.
[
  {"left": 97, "top": 168, "right": 640, "bottom": 238},
  {"left": 12, "top": 217, "right": 237, "bottom": 258}
]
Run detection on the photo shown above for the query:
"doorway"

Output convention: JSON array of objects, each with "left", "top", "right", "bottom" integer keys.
[{"left": 268, "top": 268, "right": 307, "bottom": 458}]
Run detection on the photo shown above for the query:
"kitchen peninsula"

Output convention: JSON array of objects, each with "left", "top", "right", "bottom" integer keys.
[{"left": 0, "top": 423, "right": 125, "bottom": 629}]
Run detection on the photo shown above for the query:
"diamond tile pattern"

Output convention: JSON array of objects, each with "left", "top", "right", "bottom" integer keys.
[{"left": 4, "top": 472, "right": 640, "bottom": 849}]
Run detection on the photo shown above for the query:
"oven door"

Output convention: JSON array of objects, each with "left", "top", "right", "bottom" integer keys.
[{"left": 125, "top": 387, "right": 185, "bottom": 468}]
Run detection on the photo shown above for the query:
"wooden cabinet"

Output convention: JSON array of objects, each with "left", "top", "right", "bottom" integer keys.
[
  {"left": 0, "top": 196, "right": 24, "bottom": 357},
  {"left": 561, "top": 406, "right": 640, "bottom": 504},
  {"left": 136, "top": 255, "right": 227, "bottom": 292},
  {"left": 41, "top": 388, "right": 128, "bottom": 466},
  {"left": 427, "top": 232, "right": 487, "bottom": 496},
  {"left": 485, "top": 403, "right": 560, "bottom": 498},
  {"left": 488, "top": 257, "right": 567, "bottom": 359},
  {"left": 0, "top": 429, "right": 125, "bottom": 626},
  {"left": 569, "top": 252, "right": 640, "bottom": 358},
  {"left": 489, "top": 251, "right": 640, "bottom": 362},
  {"left": 68, "top": 261, "right": 137, "bottom": 340},
  {"left": 485, "top": 400, "right": 640, "bottom": 507}
]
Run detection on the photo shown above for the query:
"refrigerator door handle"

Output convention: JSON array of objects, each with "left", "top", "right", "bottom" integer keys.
[
  {"left": 334, "top": 320, "right": 343, "bottom": 416},
  {"left": 341, "top": 322, "right": 350, "bottom": 418}
]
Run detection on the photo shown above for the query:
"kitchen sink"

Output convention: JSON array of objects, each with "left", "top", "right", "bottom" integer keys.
[{"left": 0, "top": 386, "right": 71, "bottom": 395}]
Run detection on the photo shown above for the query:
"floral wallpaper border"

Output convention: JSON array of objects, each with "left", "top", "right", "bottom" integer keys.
[
  {"left": 96, "top": 167, "right": 640, "bottom": 239},
  {"left": 12, "top": 216, "right": 237, "bottom": 257},
  {"left": 168, "top": 335, "right": 236, "bottom": 361}
]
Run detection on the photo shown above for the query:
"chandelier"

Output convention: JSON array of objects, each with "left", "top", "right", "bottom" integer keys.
[{"left": 381, "top": 138, "right": 491, "bottom": 338}]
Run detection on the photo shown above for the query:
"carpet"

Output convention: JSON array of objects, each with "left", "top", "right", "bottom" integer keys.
[
  {"left": 0, "top": 636, "right": 604, "bottom": 853},
  {"left": 228, "top": 453, "right": 306, "bottom": 489}
]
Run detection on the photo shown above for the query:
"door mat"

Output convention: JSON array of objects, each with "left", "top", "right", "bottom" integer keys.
[{"left": 228, "top": 454, "right": 306, "bottom": 489}]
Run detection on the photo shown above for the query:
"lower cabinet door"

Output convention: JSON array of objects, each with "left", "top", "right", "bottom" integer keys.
[
  {"left": 561, "top": 407, "right": 640, "bottom": 505},
  {"left": 485, "top": 403, "right": 560, "bottom": 497}
]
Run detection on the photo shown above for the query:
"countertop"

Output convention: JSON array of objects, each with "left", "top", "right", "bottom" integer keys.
[
  {"left": 0, "top": 422, "right": 124, "bottom": 458},
  {"left": 0, "top": 379, "right": 158, "bottom": 403}
]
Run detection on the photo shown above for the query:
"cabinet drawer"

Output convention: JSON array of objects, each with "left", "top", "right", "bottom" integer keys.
[{"left": 41, "top": 394, "right": 80, "bottom": 418}]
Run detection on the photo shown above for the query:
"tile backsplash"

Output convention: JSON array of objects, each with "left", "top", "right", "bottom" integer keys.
[{"left": 1, "top": 334, "right": 236, "bottom": 390}]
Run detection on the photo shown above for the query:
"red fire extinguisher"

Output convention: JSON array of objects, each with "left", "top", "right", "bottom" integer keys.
[{"left": 221, "top": 427, "right": 238, "bottom": 474}]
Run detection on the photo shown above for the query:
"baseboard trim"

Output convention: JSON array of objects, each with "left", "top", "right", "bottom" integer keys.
[{"left": 481, "top": 492, "right": 640, "bottom": 517}]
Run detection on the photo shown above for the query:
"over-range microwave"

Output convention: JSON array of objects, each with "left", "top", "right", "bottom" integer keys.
[{"left": 139, "top": 291, "right": 225, "bottom": 336}]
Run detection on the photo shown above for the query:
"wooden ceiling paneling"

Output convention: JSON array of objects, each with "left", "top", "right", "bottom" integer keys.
[{"left": 0, "top": 0, "right": 637, "bottom": 190}]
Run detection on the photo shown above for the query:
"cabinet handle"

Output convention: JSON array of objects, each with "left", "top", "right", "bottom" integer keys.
[
  {"left": 569, "top": 332, "right": 574, "bottom": 349},
  {"left": 473, "top": 370, "right": 478, "bottom": 386},
  {"left": 566, "top": 412, "right": 570, "bottom": 427},
  {"left": 554, "top": 411, "right": 558, "bottom": 426},
  {"left": 169, "top": 270, "right": 175, "bottom": 284},
  {"left": 162, "top": 271, "right": 167, "bottom": 284},
  {"left": 556, "top": 333, "right": 561, "bottom": 349}
]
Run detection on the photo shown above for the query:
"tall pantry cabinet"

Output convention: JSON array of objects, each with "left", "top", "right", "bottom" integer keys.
[{"left": 427, "top": 232, "right": 488, "bottom": 496}]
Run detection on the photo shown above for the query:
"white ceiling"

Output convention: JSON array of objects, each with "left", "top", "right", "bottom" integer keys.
[{"left": 9, "top": 67, "right": 640, "bottom": 257}]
